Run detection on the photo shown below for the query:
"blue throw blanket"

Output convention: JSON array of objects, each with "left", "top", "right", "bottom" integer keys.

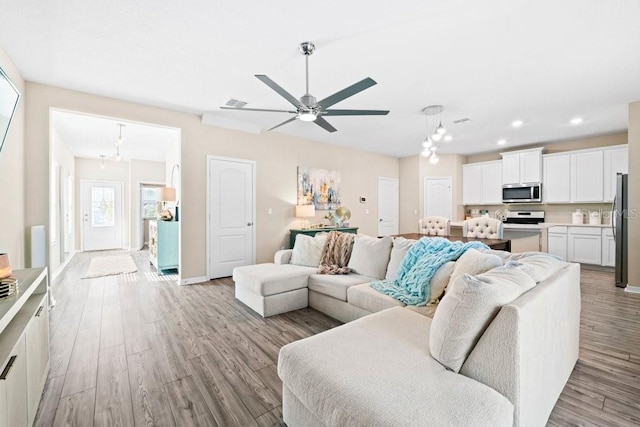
[{"left": 371, "top": 237, "right": 489, "bottom": 306}]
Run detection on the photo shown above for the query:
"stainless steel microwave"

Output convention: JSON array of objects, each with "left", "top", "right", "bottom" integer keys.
[{"left": 502, "top": 183, "right": 542, "bottom": 203}]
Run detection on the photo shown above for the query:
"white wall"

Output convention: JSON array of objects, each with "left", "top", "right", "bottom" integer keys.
[
  {"left": 25, "top": 82, "right": 399, "bottom": 280},
  {"left": 0, "top": 46, "right": 25, "bottom": 268}
]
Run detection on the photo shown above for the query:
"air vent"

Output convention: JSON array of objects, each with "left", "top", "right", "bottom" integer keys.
[
  {"left": 225, "top": 98, "right": 247, "bottom": 108},
  {"left": 452, "top": 118, "right": 472, "bottom": 124}
]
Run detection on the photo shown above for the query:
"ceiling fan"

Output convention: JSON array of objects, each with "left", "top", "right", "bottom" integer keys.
[{"left": 220, "top": 42, "right": 390, "bottom": 133}]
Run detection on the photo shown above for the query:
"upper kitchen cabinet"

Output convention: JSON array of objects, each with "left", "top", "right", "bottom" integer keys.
[
  {"left": 501, "top": 148, "right": 543, "bottom": 184},
  {"left": 463, "top": 160, "right": 502, "bottom": 205},
  {"left": 603, "top": 145, "right": 628, "bottom": 202},
  {"left": 543, "top": 153, "right": 571, "bottom": 203},
  {"left": 571, "top": 150, "right": 603, "bottom": 202}
]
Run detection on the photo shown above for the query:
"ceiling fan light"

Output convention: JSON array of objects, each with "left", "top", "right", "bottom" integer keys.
[
  {"left": 299, "top": 111, "right": 317, "bottom": 122},
  {"left": 436, "top": 122, "right": 446, "bottom": 135}
]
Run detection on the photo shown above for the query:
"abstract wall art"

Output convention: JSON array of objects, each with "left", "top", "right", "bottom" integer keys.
[{"left": 297, "top": 166, "right": 341, "bottom": 210}]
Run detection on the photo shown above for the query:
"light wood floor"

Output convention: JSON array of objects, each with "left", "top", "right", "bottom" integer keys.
[{"left": 34, "top": 251, "right": 640, "bottom": 426}]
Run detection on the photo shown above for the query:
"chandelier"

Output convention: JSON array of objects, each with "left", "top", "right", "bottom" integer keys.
[{"left": 420, "top": 105, "right": 448, "bottom": 164}]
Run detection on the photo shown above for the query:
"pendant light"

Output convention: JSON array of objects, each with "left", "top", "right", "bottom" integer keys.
[
  {"left": 421, "top": 105, "right": 449, "bottom": 161},
  {"left": 99, "top": 154, "right": 106, "bottom": 169},
  {"left": 115, "top": 123, "right": 126, "bottom": 145}
]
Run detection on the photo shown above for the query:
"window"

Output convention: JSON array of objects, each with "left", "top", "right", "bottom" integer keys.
[
  {"left": 142, "top": 186, "right": 160, "bottom": 219},
  {"left": 91, "top": 187, "right": 115, "bottom": 227}
]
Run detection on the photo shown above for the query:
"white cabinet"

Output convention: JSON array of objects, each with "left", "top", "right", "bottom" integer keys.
[
  {"left": 501, "top": 148, "right": 542, "bottom": 184},
  {"left": 571, "top": 151, "right": 604, "bottom": 202},
  {"left": 25, "top": 296, "right": 49, "bottom": 424},
  {"left": 463, "top": 161, "right": 502, "bottom": 205},
  {"left": 543, "top": 154, "right": 571, "bottom": 203},
  {"left": 0, "top": 336, "right": 28, "bottom": 427},
  {"left": 603, "top": 146, "right": 628, "bottom": 202},
  {"left": 568, "top": 227, "right": 602, "bottom": 264},
  {"left": 547, "top": 226, "right": 568, "bottom": 260},
  {"left": 601, "top": 228, "right": 616, "bottom": 267}
]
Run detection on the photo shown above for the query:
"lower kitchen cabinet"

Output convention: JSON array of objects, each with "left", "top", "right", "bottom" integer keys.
[
  {"left": 547, "top": 227, "right": 568, "bottom": 261},
  {"left": 1, "top": 335, "right": 28, "bottom": 427},
  {"left": 601, "top": 228, "right": 616, "bottom": 267},
  {"left": 567, "top": 227, "right": 602, "bottom": 265}
]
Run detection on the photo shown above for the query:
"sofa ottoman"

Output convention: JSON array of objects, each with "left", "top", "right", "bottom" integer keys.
[{"left": 232, "top": 263, "right": 316, "bottom": 317}]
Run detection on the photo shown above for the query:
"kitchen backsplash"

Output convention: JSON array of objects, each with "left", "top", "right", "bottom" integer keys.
[{"left": 464, "top": 203, "right": 614, "bottom": 224}]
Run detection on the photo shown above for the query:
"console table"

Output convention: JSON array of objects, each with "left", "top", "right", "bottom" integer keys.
[
  {"left": 149, "top": 220, "right": 179, "bottom": 274},
  {"left": 289, "top": 227, "right": 359, "bottom": 248},
  {"left": 0, "top": 268, "right": 49, "bottom": 427}
]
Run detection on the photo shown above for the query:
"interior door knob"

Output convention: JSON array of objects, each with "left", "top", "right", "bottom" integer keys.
[
  {"left": 379, "top": 218, "right": 383, "bottom": 222},
  {"left": 247, "top": 222, "right": 253, "bottom": 226}
]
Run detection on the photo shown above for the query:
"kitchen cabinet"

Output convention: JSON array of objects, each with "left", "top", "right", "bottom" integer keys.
[
  {"left": 543, "top": 154, "right": 571, "bottom": 203},
  {"left": 501, "top": 148, "right": 542, "bottom": 184},
  {"left": 463, "top": 161, "right": 502, "bottom": 205},
  {"left": 603, "top": 146, "right": 628, "bottom": 202},
  {"left": 547, "top": 226, "right": 568, "bottom": 260},
  {"left": 571, "top": 150, "right": 604, "bottom": 202},
  {"left": 601, "top": 228, "right": 615, "bottom": 267},
  {"left": 567, "top": 227, "right": 602, "bottom": 265}
]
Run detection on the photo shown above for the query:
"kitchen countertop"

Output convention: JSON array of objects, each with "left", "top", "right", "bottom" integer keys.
[{"left": 450, "top": 220, "right": 612, "bottom": 231}]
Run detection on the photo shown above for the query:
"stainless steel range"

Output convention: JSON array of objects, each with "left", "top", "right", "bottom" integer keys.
[{"left": 504, "top": 210, "right": 545, "bottom": 225}]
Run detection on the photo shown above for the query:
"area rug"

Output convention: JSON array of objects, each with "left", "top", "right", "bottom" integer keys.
[{"left": 83, "top": 255, "right": 138, "bottom": 279}]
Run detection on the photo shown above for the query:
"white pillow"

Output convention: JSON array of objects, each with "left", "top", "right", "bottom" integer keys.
[
  {"left": 348, "top": 235, "right": 393, "bottom": 280},
  {"left": 429, "top": 261, "right": 456, "bottom": 304},
  {"left": 447, "top": 248, "right": 503, "bottom": 292},
  {"left": 290, "top": 233, "right": 328, "bottom": 267},
  {"left": 430, "top": 264, "right": 536, "bottom": 372},
  {"left": 385, "top": 237, "right": 416, "bottom": 280}
]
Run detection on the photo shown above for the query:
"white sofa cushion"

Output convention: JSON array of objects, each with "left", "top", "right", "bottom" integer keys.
[
  {"left": 429, "top": 261, "right": 456, "bottom": 303},
  {"left": 290, "top": 233, "right": 328, "bottom": 267},
  {"left": 507, "top": 253, "right": 567, "bottom": 283},
  {"left": 278, "top": 307, "right": 514, "bottom": 427},
  {"left": 385, "top": 237, "right": 416, "bottom": 280},
  {"left": 347, "top": 283, "right": 405, "bottom": 312},
  {"left": 348, "top": 235, "right": 393, "bottom": 280},
  {"left": 447, "top": 248, "right": 503, "bottom": 292},
  {"left": 232, "top": 263, "right": 317, "bottom": 296},
  {"left": 430, "top": 265, "right": 536, "bottom": 372},
  {"left": 308, "top": 274, "right": 373, "bottom": 301}
]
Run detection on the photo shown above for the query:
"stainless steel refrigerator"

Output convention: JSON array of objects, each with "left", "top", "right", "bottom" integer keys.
[{"left": 614, "top": 173, "right": 628, "bottom": 288}]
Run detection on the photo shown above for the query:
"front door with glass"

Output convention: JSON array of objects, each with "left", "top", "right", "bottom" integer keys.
[{"left": 81, "top": 180, "right": 124, "bottom": 251}]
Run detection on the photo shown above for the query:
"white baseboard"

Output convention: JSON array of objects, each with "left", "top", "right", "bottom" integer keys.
[
  {"left": 624, "top": 285, "right": 640, "bottom": 294},
  {"left": 179, "top": 276, "right": 208, "bottom": 286},
  {"left": 52, "top": 250, "right": 77, "bottom": 281}
]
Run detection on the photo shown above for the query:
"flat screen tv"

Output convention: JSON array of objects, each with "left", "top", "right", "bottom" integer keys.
[{"left": 0, "top": 66, "right": 20, "bottom": 156}]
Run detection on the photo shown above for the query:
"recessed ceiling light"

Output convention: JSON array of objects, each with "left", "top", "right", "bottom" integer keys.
[
  {"left": 570, "top": 117, "right": 583, "bottom": 125},
  {"left": 497, "top": 139, "right": 507, "bottom": 146},
  {"left": 444, "top": 135, "right": 452, "bottom": 142},
  {"left": 511, "top": 120, "right": 523, "bottom": 128}
]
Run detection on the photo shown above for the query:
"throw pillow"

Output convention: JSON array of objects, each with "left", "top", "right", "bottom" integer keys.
[
  {"left": 385, "top": 237, "right": 416, "bottom": 280},
  {"left": 430, "top": 264, "right": 536, "bottom": 372},
  {"left": 290, "top": 233, "right": 328, "bottom": 267},
  {"left": 429, "top": 261, "right": 456, "bottom": 304},
  {"left": 508, "top": 254, "right": 567, "bottom": 283},
  {"left": 348, "top": 235, "right": 393, "bottom": 280},
  {"left": 446, "top": 248, "right": 503, "bottom": 292}
]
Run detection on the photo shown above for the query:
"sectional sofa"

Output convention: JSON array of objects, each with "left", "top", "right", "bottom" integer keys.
[{"left": 232, "top": 233, "right": 581, "bottom": 426}]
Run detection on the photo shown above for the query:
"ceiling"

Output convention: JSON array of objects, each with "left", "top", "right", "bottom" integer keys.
[
  {"left": 51, "top": 111, "right": 180, "bottom": 163},
  {"left": 2, "top": 0, "right": 639, "bottom": 158}
]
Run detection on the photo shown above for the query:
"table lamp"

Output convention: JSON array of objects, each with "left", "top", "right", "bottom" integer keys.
[
  {"left": 0, "top": 253, "right": 11, "bottom": 279},
  {"left": 295, "top": 205, "right": 315, "bottom": 230}
]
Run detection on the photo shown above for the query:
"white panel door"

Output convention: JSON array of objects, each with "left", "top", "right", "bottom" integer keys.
[
  {"left": 81, "top": 181, "right": 124, "bottom": 251},
  {"left": 424, "top": 177, "right": 452, "bottom": 220},
  {"left": 603, "top": 147, "right": 628, "bottom": 202},
  {"left": 543, "top": 154, "right": 571, "bottom": 203},
  {"left": 378, "top": 177, "right": 399, "bottom": 236},
  {"left": 571, "top": 151, "right": 604, "bottom": 202},
  {"left": 462, "top": 164, "right": 483, "bottom": 205},
  {"left": 209, "top": 157, "right": 255, "bottom": 278}
]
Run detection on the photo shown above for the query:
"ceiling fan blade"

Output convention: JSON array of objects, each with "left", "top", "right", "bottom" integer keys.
[
  {"left": 324, "top": 109, "right": 390, "bottom": 116},
  {"left": 315, "top": 77, "right": 377, "bottom": 109},
  {"left": 314, "top": 116, "right": 337, "bottom": 133},
  {"left": 255, "top": 75, "right": 303, "bottom": 109},
  {"left": 266, "top": 116, "right": 298, "bottom": 131},
  {"left": 220, "top": 106, "right": 297, "bottom": 113}
]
